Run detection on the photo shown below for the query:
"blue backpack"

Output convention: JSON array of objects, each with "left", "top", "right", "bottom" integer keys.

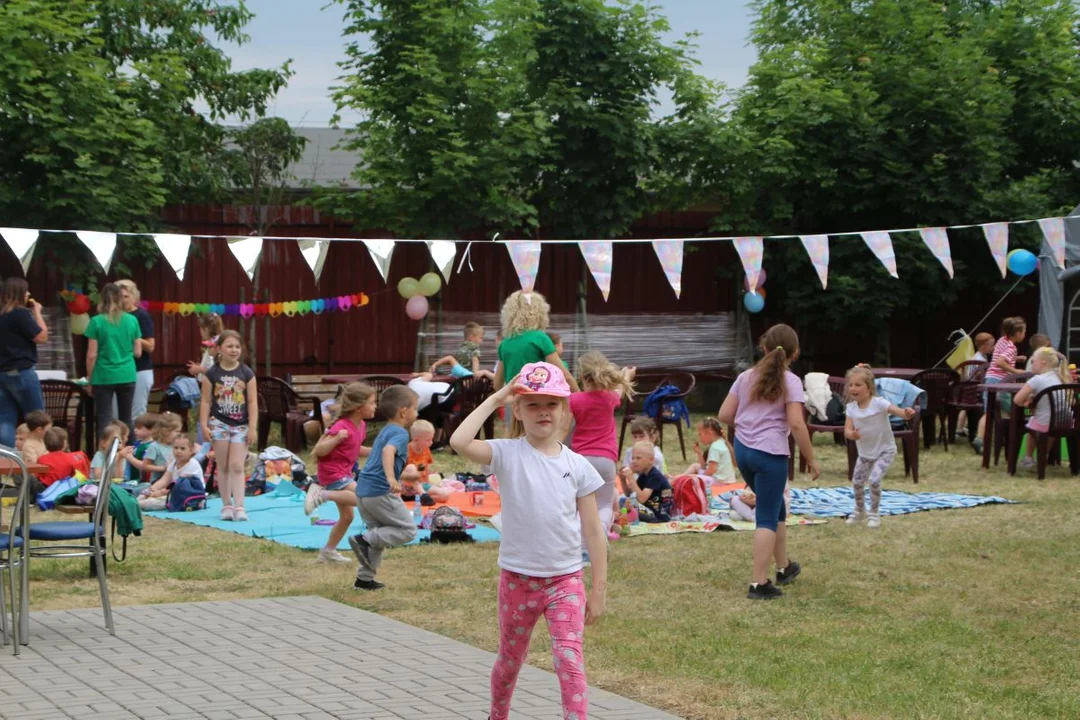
[
  {"left": 167, "top": 475, "right": 208, "bottom": 513},
  {"left": 643, "top": 383, "right": 691, "bottom": 428}
]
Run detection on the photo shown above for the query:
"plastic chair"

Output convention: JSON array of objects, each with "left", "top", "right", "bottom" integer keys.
[
  {"left": 1028, "top": 383, "right": 1080, "bottom": 480},
  {"left": 0, "top": 449, "right": 31, "bottom": 655},
  {"left": 911, "top": 368, "right": 959, "bottom": 450},
  {"left": 617, "top": 373, "right": 666, "bottom": 461},
  {"left": 801, "top": 376, "right": 848, "bottom": 473},
  {"left": 27, "top": 438, "right": 120, "bottom": 636},
  {"left": 425, "top": 375, "right": 495, "bottom": 451},
  {"left": 256, "top": 376, "right": 323, "bottom": 452},
  {"left": 39, "top": 380, "right": 92, "bottom": 454},
  {"left": 992, "top": 372, "right": 1034, "bottom": 467},
  {"left": 945, "top": 361, "right": 988, "bottom": 443},
  {"left": 656, "top": 372, "right": 696, "bottom": 461}
]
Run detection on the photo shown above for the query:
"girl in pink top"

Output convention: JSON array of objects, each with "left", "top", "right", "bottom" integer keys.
[
  {"left": 719, "top": 324, "right": 819, "bottom": 600},
  {"left": 974, "top": 316, "right": 1027, "bottom": 453},
  {"left": 305, "top": 383, "right": 376, "bottom": 563},
  {"left": 569, "top": 351, "right": 636, "bottom": 535}
]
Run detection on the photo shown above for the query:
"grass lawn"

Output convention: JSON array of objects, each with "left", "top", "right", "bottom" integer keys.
[{"left": 23, "top": 415, "right": 1080, "bottom": 720}]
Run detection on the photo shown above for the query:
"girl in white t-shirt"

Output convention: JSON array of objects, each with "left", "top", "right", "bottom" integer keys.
[
  {"left": 450, "top": 361, "right": 606, "bottom": 720},
  {"left": 1013, "top": 347, "right": 1070, "bottom": 469},
  {"left": 843, "top": 366, "right": 915, "bottom": 528}
]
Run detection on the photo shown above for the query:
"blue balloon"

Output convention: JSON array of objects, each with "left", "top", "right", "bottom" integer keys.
[
  {"left": 1007, "top": 249, "right": 1037, "bottom": 276},
  {"left": 743, "top": 291, "right": 765, "bottom": 313}
]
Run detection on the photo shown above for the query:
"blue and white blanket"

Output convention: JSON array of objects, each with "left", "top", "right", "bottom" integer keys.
[{"left": 712, "top": 486, "right": 1014, "bottom": 518}]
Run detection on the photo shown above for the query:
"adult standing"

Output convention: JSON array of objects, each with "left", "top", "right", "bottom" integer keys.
[
  {"left": 86, "top": 283, "right": 142, "bottom": 438},
  {"left": 116, "top": 279, "right": 155, "bottom": 418},
  {"left": 0, "top": 278, "right": 48, "bottom": 447}
]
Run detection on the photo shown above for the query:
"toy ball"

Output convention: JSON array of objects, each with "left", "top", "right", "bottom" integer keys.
[
  {"left": 1006, "top": 249, "right": 1037, "bottom": 276},
  {"left": 743, "top": 291, "right": 765, "bottom": 314},
  {"left": 406, "top": 295, "right": 429, "bottom": 320}
]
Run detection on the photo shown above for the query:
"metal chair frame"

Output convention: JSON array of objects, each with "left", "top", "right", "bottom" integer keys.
[{"left": 0, "top": 448, "right": 31, "bottom": 654}]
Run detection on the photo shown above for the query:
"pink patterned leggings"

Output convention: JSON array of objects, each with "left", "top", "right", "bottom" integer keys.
[{"left": 490, "top": 569, "right": 589, "bottom": 720}]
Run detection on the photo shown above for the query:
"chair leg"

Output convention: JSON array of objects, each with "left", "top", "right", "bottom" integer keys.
[
  {"left": 1036, "top": 433, "right": 1050, "bottom": 480},
  {"left": 617, "top": 415, "right": 630, "bottom": 463},
  {"left": 938, "top": 411, "right": 949, "bottom": 451},
  {"left": 0, "top": 563, "right": 9, "bottom": 649},
  {"left": 909, "top": 436, "right": 919, "bottom": 483},
  {"left": 676, "top": 421, "right": 686, "bottom": 461},
  {"left": 257, "top": 419, "right": 270, "bottom": 451},
  {"left": 94, "top": 538, "right": 114, "bottom": 636}
]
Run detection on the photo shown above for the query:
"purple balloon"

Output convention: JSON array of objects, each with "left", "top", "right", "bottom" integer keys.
[{"left": 405, "top": 295, "right": 429, "bottom": 320}]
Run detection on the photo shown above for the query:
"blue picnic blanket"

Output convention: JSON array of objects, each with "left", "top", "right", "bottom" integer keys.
[
  {"left": 785, "top": 486, "right": 1014, "bottom": 517},
  {"left": 144, "top": 488, "right": 500, "bottom": 550}
]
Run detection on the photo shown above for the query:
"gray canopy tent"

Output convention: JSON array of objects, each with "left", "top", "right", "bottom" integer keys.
[{"left": 1038, "top": 208, "right": 1080, "bottom": 362}]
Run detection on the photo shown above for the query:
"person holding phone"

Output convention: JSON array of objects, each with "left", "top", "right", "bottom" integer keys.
[{"left": 0, "top": 277, "right": 49, "bottom": 448}]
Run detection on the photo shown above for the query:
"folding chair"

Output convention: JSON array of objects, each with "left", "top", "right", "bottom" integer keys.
[{"left": 0, "top": 449, "right": 31, "bottom": 654}]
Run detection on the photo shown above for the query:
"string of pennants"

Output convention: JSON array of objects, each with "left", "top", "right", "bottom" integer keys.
[{"left": 0, "top": 217, "right": 1070, "bottom": 304}]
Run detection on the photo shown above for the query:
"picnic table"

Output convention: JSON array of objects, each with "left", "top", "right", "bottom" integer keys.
[
  {"left": 977, "top": 382, "right": 1026, "bottom": 474},
  {"left": 0, "top": 458, "right": 47, "bottom": 476},
  {"left": 873, "top": 368, "right": 925, "bottom": 380},
  {"left": 322, "top": 374, "right": 453, "bottom": 384}
]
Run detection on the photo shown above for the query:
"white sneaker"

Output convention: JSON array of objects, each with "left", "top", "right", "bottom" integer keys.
[
  {"left": 1020, "top": 457, "right": 1036, "bottom": 470},
  {"left": 305, "top": 483, "right": 326, "bottom": 515},
  {"left": 867, "top": 514, "right": 881, "bottom": 529},
  {"left": 318, "top": 548, "right": 351, "bottom": 563},
  {"left": 846, "top": 512, "right": 866, "bottom": 525},
  {"left": 234, "top": 507, "right": 248, "bottom": 522},
  {"left": 220, "top": 505, "right": 234, "bottom": 521}
]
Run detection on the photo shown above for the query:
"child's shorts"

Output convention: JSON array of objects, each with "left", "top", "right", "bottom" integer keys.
[
  {"left": 450, "top": 364, "right": 473, "bottom": 379},
  {"left": 322, "top": 477, "right": 355, "bottom": 491},
  {"left": 208, "top": 418, "right": 248, "bottom": 443}
]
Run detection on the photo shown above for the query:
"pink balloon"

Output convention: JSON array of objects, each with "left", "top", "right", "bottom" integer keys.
[{"left": 405, "top": 295, "right": 429, "bottom": 320}]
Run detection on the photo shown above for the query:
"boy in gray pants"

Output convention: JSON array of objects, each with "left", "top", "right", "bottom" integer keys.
[{"left": 349, "top": 385, "right": 421, "bottom": 590}]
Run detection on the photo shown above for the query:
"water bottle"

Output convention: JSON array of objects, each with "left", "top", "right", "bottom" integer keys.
[{"left": 412, "top": 495, "right": 423, "bottom": 526}]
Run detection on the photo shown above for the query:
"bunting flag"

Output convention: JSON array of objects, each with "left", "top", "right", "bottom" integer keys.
[
  {"left": 227, "top": 237, "right": 263, "bottom": 282},
  {"left": 140, "top": 291, "right": 369, "bottom": 318},
  {"left": 506, "top": 241, "right": 542, "bottom": 292},
  {"left": 1038, "top": 217, "right": 1066, "bottom": 269},
  {"left": 364, "top": 240, "right": 395, "bottom": 283},
  {"left": 152, "top": 234, "right": 192, "bottom": 282},
  {"left": 919, "top": 227, "right": 954, "bottom": 278},
  {"left": 76, "top": 231, "right": 118, "bottom": 275},
  {"left": 297, "top": 239, "right": 330, "bottom": 282},
  {"left": 860, "top": 231, "right": 898, "bottom": 278},
  {"left": 651, "top": 239, "right": 684, "bottom": 299},
  {"left": 981, "top": 222, "right": 1009, "bottom": 278},
  {"left": 426, "top": 240, "right": 457, "bottom": 283},
  {"left": 799, "top": 235, "right": 830, "bottom": 289},
  {"left": 0, "top": 228, "right": 40, "bottom": 275},
  {"left": 733, "top": 237, "right": 764, "bottom": 293},
  {"left": 579, "top": 241, "right": 614, "bottom": 301}
]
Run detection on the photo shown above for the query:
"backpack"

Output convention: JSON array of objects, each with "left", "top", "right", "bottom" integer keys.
[
  {"left": 823, "top": 393, "right": 847, "bottom": 426},
  {"left": 426, "top": 506, "right": 472, "bottom": 544},
  {"left": 167, "top": 475, "right": 207, "bottom": 512},
  {"left": 671, "top": 475, "right": 710, "bottom": 517},
  {"left": 643, "top": 384, "right": 691, "bottom": 428}
]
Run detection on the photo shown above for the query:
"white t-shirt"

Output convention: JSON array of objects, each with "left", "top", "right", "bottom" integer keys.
[
  {"left": 706, "top": 439, "right": 736, "bottom": 482},
  {"left": 846, "top": 396, "right": 896, "bottom": 459},
  {"left": 168, "top": 457, "right": 203, "bottom": 480},
  {"left": 488, "top": 438, "right": 604, "bottom": 577},
  {"left": 407, "top": 378, "right": 451, "bottom": 411},
  {"left": 1026, "top": 372, "right": 1063, "bottom": 429}
]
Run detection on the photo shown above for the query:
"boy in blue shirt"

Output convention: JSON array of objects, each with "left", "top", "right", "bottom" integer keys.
[{"left": 349, "top": 385, "right": 421, "bottom": 590}]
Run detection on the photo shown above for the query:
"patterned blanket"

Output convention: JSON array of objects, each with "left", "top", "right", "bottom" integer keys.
[{"left": 784, "top": 486, "right": 1014, "bottom": 517}]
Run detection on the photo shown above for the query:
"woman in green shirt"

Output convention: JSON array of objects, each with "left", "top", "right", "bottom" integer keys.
[
  {"left": 494, "top": 290, "right": 579, "bottom": 391},
  {"left": 86, "top": 283, "right": 142, "bottom": 439}
]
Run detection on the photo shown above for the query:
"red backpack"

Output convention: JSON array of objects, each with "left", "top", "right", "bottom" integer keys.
[{"left": 671, "top": 475, "right": 710, "bottom": 517}]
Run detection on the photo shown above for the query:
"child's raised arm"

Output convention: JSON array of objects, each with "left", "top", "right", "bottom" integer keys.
[
  {"left": 450, "top": 384, "right": 515, "bottom": 464},
  {"left": 429, "top": 355, "right": 458, "bottom": 374},
  {"left": 887, "top": 404, "right": 916, "bottom": 421}
]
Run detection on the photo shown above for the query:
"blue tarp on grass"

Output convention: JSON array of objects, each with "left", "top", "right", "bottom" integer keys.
[{"left": 144, "top": 486, "right": 500, "bottom": 550}]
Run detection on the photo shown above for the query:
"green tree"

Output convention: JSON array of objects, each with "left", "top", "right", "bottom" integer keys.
[
  {"left": 225, "top": 118, "right": 308, "bottom": 235},
  {"left": 716, "top": 0, "right": 1080, "bottom": 361}
]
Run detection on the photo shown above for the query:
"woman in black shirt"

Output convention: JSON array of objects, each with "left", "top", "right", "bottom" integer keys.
[{"left": 0, "top": 277, "right": 49, "bottom": 448}]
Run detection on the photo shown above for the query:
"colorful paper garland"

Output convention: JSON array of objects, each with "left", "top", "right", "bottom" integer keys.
[{"left": 140, "top": 292, "right": 370, "bottom": 317}]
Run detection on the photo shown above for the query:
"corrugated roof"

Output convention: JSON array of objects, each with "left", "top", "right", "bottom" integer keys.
[{"left": 289, "top": 127, "right": 362, "bottom": 189}]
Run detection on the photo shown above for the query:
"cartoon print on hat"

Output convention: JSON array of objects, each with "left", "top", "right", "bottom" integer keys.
[{"left": 513, "top": 361, "right": 572, "bottom": 397}]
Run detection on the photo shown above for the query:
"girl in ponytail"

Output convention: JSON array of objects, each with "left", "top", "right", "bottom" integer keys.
[{"left": 719, "top": 323, "right": 818, "bottom": 600}]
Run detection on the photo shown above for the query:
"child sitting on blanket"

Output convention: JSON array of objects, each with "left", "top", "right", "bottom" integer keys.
[
  {"left": 685, "top": 417, "right": 736, "bottom": 487},
  {"left": 405, "top": 419, "right": 441, "bottom": 496},
  {"left": 137, "top": 435, "right": 202, "bottom": 511},
  {"left": 728, "top": 487, "right": 791, "bottom": 523},
  {"left": 620, "top": 417, "right": 667, "bottom": 482},
  {"left": 619, "top": 440, "right": 673, "bottom": 522}
]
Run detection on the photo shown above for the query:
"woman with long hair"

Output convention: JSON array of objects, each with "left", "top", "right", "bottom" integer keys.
[
  {"left": 0, "top": 277, "right": 48, "bottom": 447},
  {"left": 86, "top": 282, "right": 142, "bottom": 438},
  {"left": 116, "top": 279, "right": 155, "bottom": 418}
]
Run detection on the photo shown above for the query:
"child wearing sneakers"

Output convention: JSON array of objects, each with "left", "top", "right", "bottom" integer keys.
[
  {"left": 306, "top": 383, "right": 376, "bottom": 563},
  {"left": 347, "top": 385, "right": 422, "bottom": 591},
  {"left": 843, "top": 365, "right": 915, "bottom": 528}
]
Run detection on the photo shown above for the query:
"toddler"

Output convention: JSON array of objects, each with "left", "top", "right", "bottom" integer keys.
[
  {"left": 306, "top": 383, "right": 375, "bottom": 562},
  {"left": 91, "top": 426, "right": 127, "bottom": 481},
  {"left": 15, "top": 423, "right": 28, "bottom": 453},
  {"left": 844, "top": 366, "right": 915, "bottom": 527},
  {"left": 405, "top": 419, "right": 439, "bottom": 496},
  {"left": 123, "top": 411, "right": 181, "bottom": 483},
  {"left": 1025, "top": 334, "right": 1052, "bottom": 372},
  {"left": 35, "top": 428, "right": 91, "bottom": 490},
  {"left": 430, "top": 322, "right": 495, "bottom": 380},
  {"left": 686, "top": 417, "right": 736, "bottom": 484},
  {"left": 126, "top": 414, "right": 158, "bottom": 481},
  {"left": 1014, "top": 347, "right": 1070, "bottom": 470},
  {"left": 20, "top": 409, "right": 52, "bottom": 464},
  {"left": 621, "top": 417, "right": 667, "bottom": 482},
  {"left": 619, "top": 440, "right": 673, "bottom": 522},
  {"left": 138, "top": 435, "right": 203, "bottom": 511}
]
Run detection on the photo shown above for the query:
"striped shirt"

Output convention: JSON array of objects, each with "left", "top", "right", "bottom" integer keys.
[{"left": 985, "top": 337, "right": 1017, "bottom": 381}]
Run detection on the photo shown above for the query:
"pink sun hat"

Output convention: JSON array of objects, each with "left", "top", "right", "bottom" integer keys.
[{"left": 513, "top": 361, "right": 572, "bottom": 397}]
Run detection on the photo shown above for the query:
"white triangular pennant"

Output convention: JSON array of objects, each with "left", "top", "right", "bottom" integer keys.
[
  {"left": 76, "top": 231, "right": 118, "bottom": 274},
  {"left": 227, "top": 236, "right": 263, "bottom": 282},
  {"left": 364, "top": 240, "right": 395, "bottom": 283},
  {"left": 651, "top": 239, "right": 684, "bottom": 299},
  {"left": 506, "top": 241, "right": 542, "bottom": 292},
  {"left": 798, "top": 235, "right": 830, "bottom": 289},
  {"left": 297, "top": 238, "right": 330, "bottom": 282},
  {"left": 1038, "top": 217, "right": 1066, "bottom": 269},
  {"left": 733, "top": 237, "right": 764, "bottom": 293},
  {"left": 918, "top": 227, "right": 954, "bottom": 278},
  {"left": 426, "top": 240, "right": 457, "bottom": 283},
  {"left": 860, "top": 231, "right": 898, "bottom": 278},
  {"left": 0, "top": 228, "right": 40, "bottom": 275},
  {"left": 152, "top": 234, "right": 192, "bottom": 282},
  {"left": 579, "top": 241, "right": 613, "bottom": 301}
]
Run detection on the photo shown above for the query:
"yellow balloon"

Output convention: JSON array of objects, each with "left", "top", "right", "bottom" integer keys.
[
  {"left": 397, "top": 277, "right": 420, "bottom": 299},
  {"left": 69, "top": 313, "right": 90, "bottom": 335},
  {"left": 419, "top": 272, "right": 442, "bottom": 297}
]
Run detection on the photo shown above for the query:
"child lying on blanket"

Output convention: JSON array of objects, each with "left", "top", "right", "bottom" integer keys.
[
  {"left": 727, "top": 487, "right": 791, "bottom": 523},
  {"left": 618, "top": 440, "right": 673, "bottom": 522}
]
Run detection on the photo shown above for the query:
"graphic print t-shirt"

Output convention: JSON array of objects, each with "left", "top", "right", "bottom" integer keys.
[{"left": 206, "top": 363, "right": 256, "bottom": 426}]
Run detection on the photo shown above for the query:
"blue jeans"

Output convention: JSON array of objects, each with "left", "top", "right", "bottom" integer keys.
[
  {"left": 0, "top": 368, "right": 44, "bottom": 448},
  {"left": 733, "top": 437, "right": 788, "bottom": 532}
]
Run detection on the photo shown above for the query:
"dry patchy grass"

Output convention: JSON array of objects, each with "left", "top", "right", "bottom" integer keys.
[{"left": 24, "top": 417, "right": 1080, "bottom": 719}]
